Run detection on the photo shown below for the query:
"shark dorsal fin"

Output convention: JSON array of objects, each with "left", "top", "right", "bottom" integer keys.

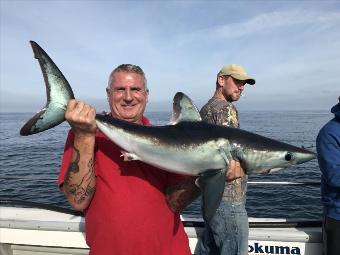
[{"left": 169, "top": 92, "right": 202, "bottom": 125}]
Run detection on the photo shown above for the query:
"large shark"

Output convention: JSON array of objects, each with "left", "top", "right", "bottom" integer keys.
[{"left": 20, "top": 41, "right": 316, "bottom": 220}]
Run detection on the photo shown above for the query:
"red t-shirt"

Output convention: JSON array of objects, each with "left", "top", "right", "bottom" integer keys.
[{"left": 58, "top": 116, "right": 191, "bottom": 255}]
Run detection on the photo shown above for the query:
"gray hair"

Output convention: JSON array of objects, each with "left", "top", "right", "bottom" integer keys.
[{"left": 107, "top": 64, "right": 148, "bottom": 92}]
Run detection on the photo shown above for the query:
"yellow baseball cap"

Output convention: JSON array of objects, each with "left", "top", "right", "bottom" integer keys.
[{"left": 218, "top": 64, "right": 255, "bottom": 85}]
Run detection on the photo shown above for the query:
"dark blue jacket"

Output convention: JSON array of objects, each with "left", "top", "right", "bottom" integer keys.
[{"left": 316, "top": 100, "right": 340, "bottom": 220}]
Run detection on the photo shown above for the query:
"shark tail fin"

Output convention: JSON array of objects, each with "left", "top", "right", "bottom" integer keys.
[
  {"left": 20, "top": 41, "right": 75, "bottom": 136},
  {"left": 198, "top": 169, "right": 226, "bottom": 221}
]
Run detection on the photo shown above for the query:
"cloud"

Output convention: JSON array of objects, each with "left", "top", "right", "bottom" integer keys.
[{"left": 176, "top": 9, "right": 340, "bottom": 45}]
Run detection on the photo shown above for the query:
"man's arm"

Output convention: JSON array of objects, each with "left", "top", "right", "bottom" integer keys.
[
  {"left": 165, "top": 176, "right": 200, "bottom": 213},
  {"left": 62, "top": 100, "right": 97, "bottom": 211},
  {"left": 317, "top": 128, "right": 340, "bottom": 188},
  {"left": 165, "top": 160, "right": 245, "bottom": 213}
]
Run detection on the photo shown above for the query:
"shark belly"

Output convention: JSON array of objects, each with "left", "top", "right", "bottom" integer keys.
[{"left": 129, "top": 140, "right": 228, "bottom": 176}]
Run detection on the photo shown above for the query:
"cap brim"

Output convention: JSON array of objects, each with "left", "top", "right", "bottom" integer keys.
[
  {"left": 230, "top": 74, "right": 256, "bottom": 85},
  {"left": 245, "top": 78, "right": 255, "bottom": 85}
]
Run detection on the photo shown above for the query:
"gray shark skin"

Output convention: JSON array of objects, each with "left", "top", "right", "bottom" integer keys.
[{"left": 20, "top": 41, "right": 316, "bottom": 221}]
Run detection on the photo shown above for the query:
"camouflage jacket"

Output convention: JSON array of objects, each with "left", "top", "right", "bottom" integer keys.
[{"left": 200, "top": 96, "right": 247, "bottom": 203}]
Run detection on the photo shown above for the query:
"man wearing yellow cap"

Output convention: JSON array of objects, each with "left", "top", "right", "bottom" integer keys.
[{"left": 199, "top": 64, "right": 255, "bottom": 255}]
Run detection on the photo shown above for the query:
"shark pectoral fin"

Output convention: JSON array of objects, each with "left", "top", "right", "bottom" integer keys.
[
  {"left": 217, "top": 139, "right": 233, "bottom": 165},
  {"left": 120, "top": 151, "right": 140, "bottom": 161},
  {"left": 198, "top": 170, "right": 226, "bottom": 221}
]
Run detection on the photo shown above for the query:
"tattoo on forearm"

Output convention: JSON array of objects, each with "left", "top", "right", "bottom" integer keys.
[
  {"left": 68, "top": 147, "right": 80, "bottom": 173},
  {"left": 165, "top": 177, "right": 201, "bottom": 213},
  {"left": 64, "top": 146, "right": 95, "bottom": 204}
]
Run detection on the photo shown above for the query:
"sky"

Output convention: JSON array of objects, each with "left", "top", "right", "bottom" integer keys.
[{"left": 1, "top": 0, "right": 339, "bottom": 113}]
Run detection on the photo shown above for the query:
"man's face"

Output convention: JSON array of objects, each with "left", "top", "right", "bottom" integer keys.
[
  {"left": 220, "top": 76, "right": 246, "bottom": 102},
  {"left": 107, "top": 71, "right": 148, "bottom": 124}
]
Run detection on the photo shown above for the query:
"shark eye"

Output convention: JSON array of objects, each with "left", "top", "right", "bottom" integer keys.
[{"left": 285, "top": 152, "right": 293, "bottom": 161}]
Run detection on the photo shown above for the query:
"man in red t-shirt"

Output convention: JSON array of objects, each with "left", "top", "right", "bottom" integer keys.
[{"left": 58, "top": 64, "right": 200, "bottom": 255}]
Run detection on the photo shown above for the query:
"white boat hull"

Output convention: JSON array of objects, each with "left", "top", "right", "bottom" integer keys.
[{"left": 0, "top": 206, "right": 322, "bottom": 255}]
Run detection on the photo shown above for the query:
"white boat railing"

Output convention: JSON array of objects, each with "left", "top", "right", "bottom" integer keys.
[
  {"left": 248, "top": 181, "right": 320, "bottom": 186},
  {"left": 0, "top": 175, "right": 321, "bottom": 186}
]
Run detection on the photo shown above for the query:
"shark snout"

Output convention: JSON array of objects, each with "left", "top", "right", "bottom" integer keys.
[{"left": 295, "top": 151, "right": 317, "bottom": 164}]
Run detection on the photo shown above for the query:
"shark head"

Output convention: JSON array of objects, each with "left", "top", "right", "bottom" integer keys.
[{"left": 230, "top": 131, "right": 317, "bottom": 175}]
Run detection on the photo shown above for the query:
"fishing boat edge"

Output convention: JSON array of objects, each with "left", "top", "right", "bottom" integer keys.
[{"left": 0, "top": 205, "right": 322, "bottom": 255}]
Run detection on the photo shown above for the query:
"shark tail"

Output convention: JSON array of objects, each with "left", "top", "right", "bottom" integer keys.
[{"left": 20, "top": 41, "right": 75, "bottom": 136}]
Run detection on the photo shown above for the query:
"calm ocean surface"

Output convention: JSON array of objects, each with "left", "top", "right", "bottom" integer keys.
[{"left": 0, "top": 111, "right": 331, "bottom": 220}]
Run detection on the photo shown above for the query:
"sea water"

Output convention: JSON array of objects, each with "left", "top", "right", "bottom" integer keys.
[{"left": 0, "top": 111, "right": 331, "bottom": 220}]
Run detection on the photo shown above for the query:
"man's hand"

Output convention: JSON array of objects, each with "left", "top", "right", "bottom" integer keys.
[
  {"left": 65, "top": 100, "right": 97, "bottom": 137},
  {"left": 225, "top": 160, "right": 245, "bottom": 182}
]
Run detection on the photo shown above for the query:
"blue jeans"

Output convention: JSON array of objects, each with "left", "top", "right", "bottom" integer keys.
[{"left": 200, "top": 200, "right": 248, "bottom": 255}]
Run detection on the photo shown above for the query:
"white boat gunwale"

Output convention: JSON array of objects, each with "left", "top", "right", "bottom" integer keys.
[{"left": 0, "top": 200, "right": 322, "bottom": 255}]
